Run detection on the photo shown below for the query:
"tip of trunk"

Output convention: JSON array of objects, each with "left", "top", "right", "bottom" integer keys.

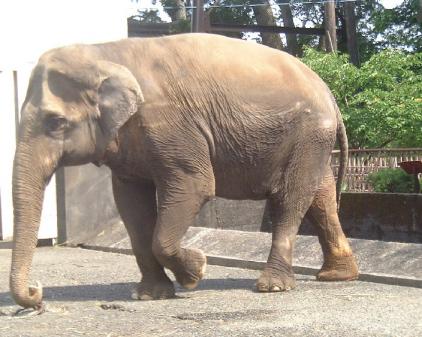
[{"left": 10, "top": 279, "right": 43, "bottom": 309}]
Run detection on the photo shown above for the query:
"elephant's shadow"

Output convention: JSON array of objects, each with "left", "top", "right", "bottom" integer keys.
[
  {"left": 0, "top": 276, "right": 319, "bottom": 307},
  {"left": 0, "top": 278, "right": 259, "bottom": 306}
]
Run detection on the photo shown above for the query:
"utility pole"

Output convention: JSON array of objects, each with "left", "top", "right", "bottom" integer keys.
[
  {"left": 193, "top": 0, "right": 205, "bottom": 32},
  {"left": 324, "top": 0, "right": 337, "bottom": 52},
  {"left": 344, "top": 1, "right": 359, "bottom": 65}
]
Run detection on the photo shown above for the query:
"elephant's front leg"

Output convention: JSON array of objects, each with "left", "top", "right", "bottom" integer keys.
[
  {"left": 152, "top": 170, "right": 213, "bottom": 290},
  {"left": 112, "top": 175, "right": 175, "bottom": 300}
]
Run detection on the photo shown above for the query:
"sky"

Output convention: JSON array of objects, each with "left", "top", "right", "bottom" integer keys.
[
  {"left": 0, "top": 0, "right": 131, "bottom": 67},
  {"left": 379, "top": 0, "right": 405, "bottom": 9}
]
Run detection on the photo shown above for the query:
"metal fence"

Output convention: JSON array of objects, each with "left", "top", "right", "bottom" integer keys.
[{"left": 331, "top": 148, "right": 422, "bottom": 192}]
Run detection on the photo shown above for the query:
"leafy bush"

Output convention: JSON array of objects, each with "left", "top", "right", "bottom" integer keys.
[
  {"left": 301, "top": 49, "right": 422, "bottom": 149},
  {"left": 367, "top": 168, "right": 418, "bottom": 193}
]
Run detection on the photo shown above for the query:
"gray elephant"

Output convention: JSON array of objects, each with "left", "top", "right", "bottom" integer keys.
[{"left": 10, "top": 33, "right": 358, "bottom": 309}]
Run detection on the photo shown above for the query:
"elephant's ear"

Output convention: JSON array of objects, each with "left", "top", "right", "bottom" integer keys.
[{"left": 96, "top": 61, "right": 144, "bottom": 143}]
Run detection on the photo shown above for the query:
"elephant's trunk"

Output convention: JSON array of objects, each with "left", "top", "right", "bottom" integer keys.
[{"left": 10, "top": 141, "right": 55, "bottom": 308}]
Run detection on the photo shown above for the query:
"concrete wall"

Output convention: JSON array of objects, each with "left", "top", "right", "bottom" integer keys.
[
  {"left": 57, "top": 165, "right": 119, "bottom": 244},
  {"left": 198, "top": 193, "right": 422, "bottom": 243},
  {"left": 336, "top": 193, "right": 421, "bottom": 243},
  {"left": 59, "top": 167, "right": 422, "bottom": 244}
]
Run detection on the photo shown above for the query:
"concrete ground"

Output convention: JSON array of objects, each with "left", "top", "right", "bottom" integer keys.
[{"left": 1, "top": 247, "right": 421, "bottom": 337}]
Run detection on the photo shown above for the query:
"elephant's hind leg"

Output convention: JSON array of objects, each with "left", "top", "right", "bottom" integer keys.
[
  {"left": 152, "top": 169, "right": 214, "bottom": 290},
  {"left": 257, "top": 128, "right": 336, "bottom": 293},
  {"left": 257, "top": 186, "right": 318, "bottom": 293},
  {"left": 307, "top": 168, "right": 359, "bottom": 281},
  {"left": 112, "top": 175, "right": 175, "bottom": 300}
]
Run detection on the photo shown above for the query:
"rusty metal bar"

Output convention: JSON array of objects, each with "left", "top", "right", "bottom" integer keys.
[{"left": 210, "top": 23, "right": 329, "bottom": 36}]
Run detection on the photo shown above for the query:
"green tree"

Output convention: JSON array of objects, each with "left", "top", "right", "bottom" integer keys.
[
  {"left": 281, "top": 0, "right": 422, "bottom": 60},
  {"left": 208, "top": 0, "right": 256, "bottom": 39},
  {"left": 162, "top": 0, "right": 187, "bottom": 21},
  {"left": 356, "top": 0, "right": 422, "bottom": 62},
  {"left": 208, "top": 0, "right": 284, "bottom": 49},
  {"left": 132, "top": 1, "right": 422, "bottom": 59},
  {"left": 302, "top": 48, "right": 422, "bottom": 148},
  {"left": 135, "top": 9, "right": 163, "bottom": 23}
]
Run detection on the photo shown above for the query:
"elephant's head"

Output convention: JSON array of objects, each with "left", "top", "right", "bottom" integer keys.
[{"left": 10, "top": 45, "right": 143, "bottom": 308}]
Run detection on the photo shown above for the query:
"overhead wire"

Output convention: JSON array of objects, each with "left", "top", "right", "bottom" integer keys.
[{"left": 134, "top": 0, "right": 360, "bottom": 11}]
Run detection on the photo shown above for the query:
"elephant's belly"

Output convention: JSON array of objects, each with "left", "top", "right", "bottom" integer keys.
[{"left": 213, "top": 167, "right": 282, "bottom": 200}]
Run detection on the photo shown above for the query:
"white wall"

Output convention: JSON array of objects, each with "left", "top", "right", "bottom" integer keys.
[
  {"left": 0, "top": 0, "right": 128, "bottom": 240},
  {"left": 0, "top": 0, "right": 129, "bottom": 67}
]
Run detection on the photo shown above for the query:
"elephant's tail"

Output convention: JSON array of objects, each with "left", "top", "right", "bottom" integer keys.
[{"left": 335, "top": 102, "right": 348, "bottom": 211}]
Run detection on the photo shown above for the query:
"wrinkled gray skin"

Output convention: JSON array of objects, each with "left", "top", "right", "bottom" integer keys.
[{"left": 11, "top": 33, "right": 358, "bottom": 309}]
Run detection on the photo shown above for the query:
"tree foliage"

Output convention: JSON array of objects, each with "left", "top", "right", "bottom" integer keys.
[
  {"left": 135, "top": 9, "right": 163, "bottom": 23},
  {"left": 132, "top": 1, "right": 422, "bottom": 60},
  {"left": 283, "top": 0, "right": 422, "bottom": 60},
  {"left": 302, "top": 48, "right": 422, "bottom": 148},
  {"left": 208, "top": 0, "right": 255, "bottom": 27},
  {"left": 356, "top": 0, "right": 422, "bottom": 62}
]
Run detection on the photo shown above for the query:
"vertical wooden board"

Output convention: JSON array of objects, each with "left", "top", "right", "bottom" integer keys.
[
  {"left": 0, "top": 66, "right": 57, "bottom": 241},
  {"left": 15, "top": 66, "right": 58, "bottom": 240},
  {"left": 0, "top": 70, "right": 16, "bottom": 239}
]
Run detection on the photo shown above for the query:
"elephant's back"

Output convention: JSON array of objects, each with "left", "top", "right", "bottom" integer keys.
[
  {"left": 143, "top": 34, "right": 314, "bottom": 81},
  {"left": 125, "top": 33, "right": 337, "bottom": 143},
  {"left": 100, "top": 34, "right": 330, "bottom": 101},
  {"left": 134, "top": 34, "right": 332, "bottom": 114},
  {"left": 99, "top": 35, "right": 331, "bottom": 112}
]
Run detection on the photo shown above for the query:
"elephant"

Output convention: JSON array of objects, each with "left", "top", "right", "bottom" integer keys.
[{"left": 10, "top": 33, "right": 358, "bottom": 309}]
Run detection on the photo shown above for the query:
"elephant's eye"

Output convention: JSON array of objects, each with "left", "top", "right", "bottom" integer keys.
[{"left": 45, "top": 115, "right": 68, "bottom": 132}]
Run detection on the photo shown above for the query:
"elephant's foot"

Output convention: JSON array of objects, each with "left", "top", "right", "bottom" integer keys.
[
  {"left": 132, "top": 278, "right": 175, "bottom": 300},
  {"left": 256, "top": 267, "right": 296, "bottom": 292},
  {"left": 317, "top": 255, "right": 359, "bottom": 281},
  {"left": 174, "top": 248, "right": 207, "bottom": 290}
]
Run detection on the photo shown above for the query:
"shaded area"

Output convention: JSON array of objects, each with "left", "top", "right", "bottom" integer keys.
[
  {"left": 0, "top": 278, "right": 259, "bottom": 307},
  {"left": 59, "top": 165, "right": 422, "bottom": 245}
]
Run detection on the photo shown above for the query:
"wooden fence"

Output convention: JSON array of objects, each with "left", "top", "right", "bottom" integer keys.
[{"left": 331, "top": 148, "right": 422, "bottom": 192}]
